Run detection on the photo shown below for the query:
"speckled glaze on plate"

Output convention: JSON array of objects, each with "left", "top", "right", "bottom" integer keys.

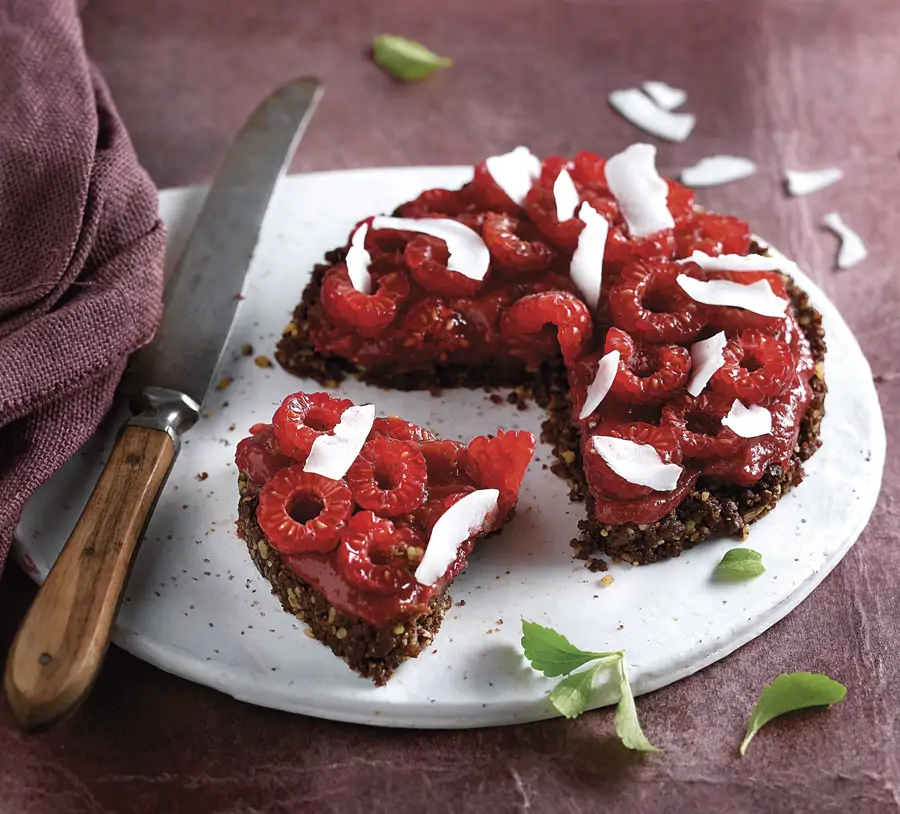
[{"left": 13, "top": 167, "right": 885, "bottom": 729}]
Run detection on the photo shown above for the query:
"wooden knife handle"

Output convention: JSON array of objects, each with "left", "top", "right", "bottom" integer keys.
[{"left": 4, "top": 424, "right": 177, "bottom": 731}]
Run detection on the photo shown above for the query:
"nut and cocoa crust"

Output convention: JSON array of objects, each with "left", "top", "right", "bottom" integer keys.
[
  {"left": 274, "top": 247, "right": 826, "bottom": 572},
  {"left": 236, "top": 475, "right": 450, "bottom": 686}
]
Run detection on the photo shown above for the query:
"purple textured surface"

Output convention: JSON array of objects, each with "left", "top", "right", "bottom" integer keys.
[
  {"left": 0, "top": 0, "right": 164, "bottom": 565},
  {"left": 2, "top": 1, "right": 898, "bottom": 812}
]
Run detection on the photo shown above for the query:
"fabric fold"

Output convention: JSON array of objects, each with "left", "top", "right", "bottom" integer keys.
[{"left": 0, "top": 0, "right": 165, "bottom": 565}]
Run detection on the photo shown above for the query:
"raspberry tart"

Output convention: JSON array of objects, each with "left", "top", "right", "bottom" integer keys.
[
  {"left": 276, "top": 142, "right": 825, "bottom": 568},
  {"left": 234, "top": 391, "right": 536, "bottom": 683}
]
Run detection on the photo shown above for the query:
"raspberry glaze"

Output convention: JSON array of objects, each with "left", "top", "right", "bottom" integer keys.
[
  {"left": 298, "top": 150, "right": 817, "bottom": 529},
  {"left": 236, "top": 396, "right": 536, "bottom": 627}
]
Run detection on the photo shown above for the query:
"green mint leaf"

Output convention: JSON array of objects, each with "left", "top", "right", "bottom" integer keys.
[
  {"left": 740, "top": 672, "right": 847, "bottom": 755},
  {"left": 614, "top": 657, "right": 662, "bottom": 753},
  {"left": 372, "top": 35, "right": 452, "bottom": 83},
  {"left": 715, "top": 548, "right": 765, "bottom": 581},
  {"left": 521, "top": 619, "right": 617, "bottom": 677},
  {"left": 549, "top": 662, "right": 606, "bottom": 719}
]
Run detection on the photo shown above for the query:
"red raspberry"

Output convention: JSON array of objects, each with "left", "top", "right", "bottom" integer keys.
[
  {"left": 591, "top": 469, "right": 699, "bottom": 526},
  {"left": 570, "top": 150, "right": 608, "bottom": 190},
  {"left": 678, "top": 266, "right": 789, "bottom": 332},
  {"left": 406, "top": 484, "right": 476, "bottom": 533},
  {"left": 234, "top": 423, "right": 293, "bottom": 486},
  {"left": 405, "top": 235, "right": 483, "bottom": 297},
  {"left": 308, "top": 316, "right": 363, "bottom": 360},
  {"left": 675, "top": 212, "right": 751, "bottom": 258},
  {"left": 585, "top": 422, "right": 682, "bottom": 501},
  {"left": 660, "top": 391, "right": 745, "bottom": 459},
  {"left": 370, "top": 415, "right": 436, "bottom": 443},
  {"left": 604, "top": 327, "right": 691, "bottom": 404},
  {"left": 336, "top": 512, "right": 423, "bottom": 595},
  {"left": 482, "top": 213, "right": 556, "bottom": 275},
  {"left": 347, "top": 436, "right": 428, "bottom": 517},
  {"left": 272, "top": 392, "right": 354, "bottom": 461},
  {"left": 450, "top": 290, "right": 516, "bottom": 348},
  {"left": 710, "top": 330, "right": 793, "bottom": 404},
  {"left": 522, "top": 184, "right": 585, "bottom": 251},
  {"left": 500, "top": 290, "right": 593, "bottom": 364},
  {"left": 471, "top": 161, "right": 525, "bottom": 214},
  {"left": 423, "top": 489, "right": 497, "bottom": 541},
  {"left": 608, "top": 259, "right": 707, "bottom": 344},
  {"left": 604, "top": 225, "right": 676, "bottom": 269},
  {"left": 666, "top": 180, "right": 696, "bottom": 227},
  {"left": 538, "top": 155, "right": 573, "bottom": 186},
  {"left": 465, "top": 429, "right": 536, "bottom": 515},
  {"left": 320, "top": 264, "right": 410, "bottom": 336},
  {"left": 256, "top": 466, "right": 353, "bottom": 554},
  {"left": 401, "top": 297, "right": 470, "bottom": 355},
  {"left": 395, "top": 187, "right": 478, "bottom": 218},
  {"left": 420, "top": 439, "right": 469, "bottom": 485}
]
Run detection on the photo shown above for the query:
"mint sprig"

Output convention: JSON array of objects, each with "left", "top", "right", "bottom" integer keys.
[
  {"left": 715, "top": 547, "right": 765, "bottom": 581},
  {"left": 740, "top": 672, "right": 847, "bottom": 755},
  {"left": 372, "top": 35, "right": 452, "bottom": 83},
  {"left": 521, "top": 620, "right": 660, "bottom": 752},
  {"left": 614, "top": 657, "right": 662, "bottom": 753}
]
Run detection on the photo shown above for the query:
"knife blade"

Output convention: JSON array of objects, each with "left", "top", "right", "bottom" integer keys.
[
  {"left": 4, "top": 76, "right": 323, "bottom": 731},
  {"left": 124, "top": 75, "right": 323, "bottom": 410}
]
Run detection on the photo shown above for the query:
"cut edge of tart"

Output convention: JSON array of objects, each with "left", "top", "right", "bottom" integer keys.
[
  {"left": 277, "top": 145, "right": 827, "bottom": 568},
  {"left": 234, "top": 395, "right": 536, "bottom": 684}
]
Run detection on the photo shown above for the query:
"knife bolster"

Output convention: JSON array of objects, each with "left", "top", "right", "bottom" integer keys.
[{"left": 128, "top": 386, "right": 201, "bottom": 448}]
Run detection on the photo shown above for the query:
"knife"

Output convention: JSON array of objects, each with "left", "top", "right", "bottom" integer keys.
[{"left": 4, "top": 76, "right": 323, "bottom": 731}]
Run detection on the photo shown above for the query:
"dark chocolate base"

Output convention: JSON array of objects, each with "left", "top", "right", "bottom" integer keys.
[{"left": 237, "top": 475, "right": 450, "bottom": 686}]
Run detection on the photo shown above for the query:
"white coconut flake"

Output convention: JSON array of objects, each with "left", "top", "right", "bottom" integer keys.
[
  {"left": 677, "top": 250, "right": 800, "bottom": 277},
  {"left": 484, "top": 146, "right": 541, "bottom": 206},
  {"left": 591, "top": 436, "right": 683, "bottom": 492},
  {"left": 676, "top": 275, "right": 788, "bottom": 318},
  {"left": 345, "top": 223, "right": 373, "bottom": 294},
  {"left": 686, "top": 332, "right": 727, "bottom": 397},
  {"left": 642, "top": 80, "right": 688, "bottom": 111},
  {"left": 722, "top": 400, "right": 772, "bottom": 438},
  {"left": 680, "top": 156, "right": 757, "bottom": 187},
  {"left": 608, "top": 88, "right": 696, "bottom": 143},
  {"left": 823, "top": 212, "right": 867, "bottom": 269},
  {"left": 415, "top": 489, "right": 500, "bottom": 586},
  {"left": 604, "top": 143, "right": 675, "bottom": 238},
  {"left": 303, "top": 404, "right": 376, "bottom": 481},
  {"left": 785, "top": 167, "right": 843, "bottom": 196},
  {"left": 370, "top": 216, "right": 490, "bottom": 281},
  {"left": 569, "top": 201, "right": 609, "bottom": 309},
  {"left": 578, "top": 350, "right": 620, "bottom": 420},
  {"left": 553, "top": 168, "right": 580, "bottom": 222}
]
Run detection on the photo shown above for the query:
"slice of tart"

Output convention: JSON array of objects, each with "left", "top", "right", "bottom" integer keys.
[
  {"left": 234, "top": 391, "right": 536, "bottom": 684},
  {"left": 276, "top": 144, "right": 825, "bottom": 568}
]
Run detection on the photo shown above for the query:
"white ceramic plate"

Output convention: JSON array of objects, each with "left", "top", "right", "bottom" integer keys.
[{"left": 13, "top": 167, "right": 885, "bottom": 729}]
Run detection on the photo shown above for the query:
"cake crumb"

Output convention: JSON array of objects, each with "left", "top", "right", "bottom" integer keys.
[
  {"left": 240, "top": 344, "right": 254, "bottom": 356},
  {"left": 456, "top": 600, "right": 466, "bottom": 607},
  {"left": 196, "top": 472, "right": 209, "bottom": 482},
  {"left": 255, "top": 355, "right": 273, "bottom": 368},
  {"left": 600, "top": 575, "right": 614, "bottom": 587},
  {"left": 216, "top": 376, "right": 233, "bottom": 391}
]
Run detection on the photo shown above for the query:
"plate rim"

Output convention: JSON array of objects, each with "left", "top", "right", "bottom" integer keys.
[{"left": 13, "top": 165, "right": 886, "bottom": 729}]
